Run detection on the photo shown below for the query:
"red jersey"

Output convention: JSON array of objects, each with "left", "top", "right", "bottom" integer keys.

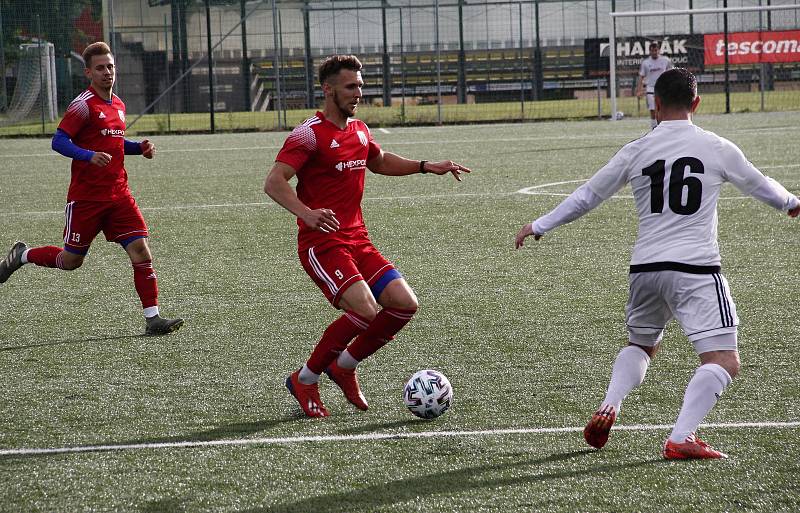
[
  {"left": 275, "top": 112, "right": 382, "bottom": 252},
  {"left": 58, "top": 87, "right": 130, "bottom": 201}
]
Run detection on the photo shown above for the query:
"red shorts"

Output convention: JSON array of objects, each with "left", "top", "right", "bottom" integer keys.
[
  {"left": 63, "top": 195, "right": 148, "bottom": 255},
  {"left": 299, "top": 239, "right": 398, "bottom": 307}
]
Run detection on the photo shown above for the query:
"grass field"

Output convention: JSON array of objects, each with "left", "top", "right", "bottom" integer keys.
[{"left": 1, "top": 111, "right": 799, "bottom": 512}]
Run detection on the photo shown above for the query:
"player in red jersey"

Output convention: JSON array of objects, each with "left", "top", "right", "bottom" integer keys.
[
  {"left": 265, "top": 55, "right": 471, "bottom": 417},
  {"left": 0, "top": 42, "right": 183, "bottom": 336}
]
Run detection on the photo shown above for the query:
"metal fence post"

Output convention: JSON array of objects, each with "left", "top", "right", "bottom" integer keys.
[
  {"left": 519, "top": 3, "right": 525, "bottom": 119},
  {"left": 0, "top": 3, "right": 7, "bottom": 112},
  {"left": 272, "top": 0, "right": 283, "bottom": 129},
  {"left": 435, "top": 0, "right": 442, "bottom": 125},
  {"left": 400, "top": 7, "right": 406, "bottom": 124},
  {"left": 723, "top": 0, "right": 730, "bottom": 114},
  {"left": 382, "top": 1, "right": 391, "bottom": 107},
  {"left": 205, "top": 0, "right": 215, "bottom": 132},
  {"left": 37, "top": 15, "right": 45, "bottom": 134},
  {"left": 241, "top": 0, "right": 251, "bottom": 111},
  {"left": 303, "top": 2, "right": 314, "bottom": 109},
  {"left": 457, "top": 0, "right": 466, "bottom": 104}
]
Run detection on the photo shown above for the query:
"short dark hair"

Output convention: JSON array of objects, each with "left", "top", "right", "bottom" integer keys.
[
  {"left": 318, "top": 55, "right": 362, "bottom": 85},
  {"left": 82, "top": 42, "right": 113, "bottom": 68},
  {"left": 654, "top": 68, "right": 697, "bottom": 110},
  {"left": 649, "top": 41, "right": 660, "bottom": 50}
]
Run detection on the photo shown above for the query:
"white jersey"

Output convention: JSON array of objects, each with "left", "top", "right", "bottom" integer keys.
[
  {"left": 533, "top": 120, "right": 799, "bottom": 269},
  {"left": 639, "top": 56, "right": 673, "bottom": 92}
]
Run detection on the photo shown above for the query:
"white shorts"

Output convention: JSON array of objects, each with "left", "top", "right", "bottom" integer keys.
[
  {"left": 645, "top": 92, "right": 656, "bottom": 111},
  {"left": 626, "top": 270, "right": 738, "bottom": 353}
]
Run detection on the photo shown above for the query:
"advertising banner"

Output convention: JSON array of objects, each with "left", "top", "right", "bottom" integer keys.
[
  {"left": 585, "top": 35, "right": 705, "bottom": 78},
  {"left": 704, "top": 30, "right": 800, "bottom": 65}
]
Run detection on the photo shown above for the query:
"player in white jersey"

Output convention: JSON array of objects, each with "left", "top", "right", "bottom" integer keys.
[
  {"left": 637, "top": 42, "right": 673, "bottom": 129},
  {"left": 515, "top": 68, "right": 800, "bottom": 459}
]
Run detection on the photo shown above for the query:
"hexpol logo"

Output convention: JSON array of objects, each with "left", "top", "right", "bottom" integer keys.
[
  {"left": 335, "top": 159, "right": 366, "bottom": 172},
  {"left": 100, "top": 128, "right": 125, "bottom": 137},
  {"left": 101, "top": 129, "right": 107, "bottom": 136}
]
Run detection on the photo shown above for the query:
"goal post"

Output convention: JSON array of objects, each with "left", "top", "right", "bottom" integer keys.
[
  {"left": 0, "top": 42, "right": 58, "bottom": 127},
  {"left": 608, "top": 3, "right": 800, "bottom": 120}
]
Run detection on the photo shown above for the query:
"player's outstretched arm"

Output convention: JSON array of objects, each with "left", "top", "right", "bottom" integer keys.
[
  {"left": 264, "top": 161, "right": 340, "bottom": 233},
  {"left": 721, "top": 141, "right": 800, "bottom": 214},
  {"left": 514, "top": 223, "right": 542, "bottom": 249},
  {"left": 514, "top": 182, "right": 608, "bottom": 250},
  {"left": 368, "top": 151, "right": 471, "bottom": 181}
]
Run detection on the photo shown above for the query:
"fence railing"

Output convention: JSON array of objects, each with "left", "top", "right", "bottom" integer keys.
[{"left": 1, "top": 0, "right": 798, "bottom": 136}]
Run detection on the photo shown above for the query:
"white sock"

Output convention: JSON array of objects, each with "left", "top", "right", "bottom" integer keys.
[
  {"left": 21, "top": 249, "right": 30, "bottom": 264},
  {"left": 298, "top": 364, "right": 320, "bottom": 385},
  {"left": 143, "top": 306, "right": 159, "bottom": 319},
  {"left": 650, "top": 118, "right": 658, "bottom": 129},
  {"left": 336, "top": 349, "right": 359, "bottom": 370},
  {"left": 669, "top": 363, "right": 732, "bottom": 443},
  {"left": 601, "top": 345, "right": 651, "bottom": 413}
]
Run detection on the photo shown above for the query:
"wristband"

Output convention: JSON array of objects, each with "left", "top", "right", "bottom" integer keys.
[{"left": 419, "top": 160, "right": 428, "bottom": 174}]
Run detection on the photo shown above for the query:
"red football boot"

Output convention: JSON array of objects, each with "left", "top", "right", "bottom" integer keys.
[
  {"left": 325, "top": 360, "right": 368, "bottom": 411},
  {"left": 285, "top": 370, "right": 329, "bottom": 418},
  {"left": 663, "top": 434, "right": 728, "bottom": 460},
  {"left": 583, "top": 404, "right": 616, "bottom": 449}
]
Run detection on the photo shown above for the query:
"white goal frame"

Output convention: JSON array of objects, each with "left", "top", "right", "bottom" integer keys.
[
  {"left": 609, "top": 3, "right": 800, "bottom": 120},
  {"left": 0, "top": 42, "right": 57, "bottom": 126}
]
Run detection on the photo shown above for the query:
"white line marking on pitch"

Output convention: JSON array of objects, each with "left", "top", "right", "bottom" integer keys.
[
  {"left": 516, "top": 179, "right": 750, "bottom": 200},
  {"left": 1, "top": 421, "right": 797, "bottom": 457},
  {"left": 378, "top": 128, "right": 391, "bottom": 134}
]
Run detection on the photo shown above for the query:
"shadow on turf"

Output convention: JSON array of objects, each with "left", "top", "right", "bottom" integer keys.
[
  {"left": 0, "top": 334, "right": 146, "bottom": 351},
  {"left": 239, "top": 450, "right": 666, "bottom": 513}
]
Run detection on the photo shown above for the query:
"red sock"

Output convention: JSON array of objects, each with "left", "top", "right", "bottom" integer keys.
[
  {"left": 347, "top": 308, "right": 416, "bottom": 362},
  {"left": 133, "top": 260, "right": 159, "bottom": 309},
  {"left": 25, "top": 246, "right": 66, "bottom": 269},
  {"left": 306, "top": 311, "right": 369, "bottom": 374}
]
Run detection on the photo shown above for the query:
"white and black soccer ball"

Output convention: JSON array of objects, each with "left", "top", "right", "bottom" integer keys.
[
  {"left": 614, "top": 111, "right": 625, "bottom": 120},
  {"left": 403, "top": 369, "right": 453, "bottom": 419}
]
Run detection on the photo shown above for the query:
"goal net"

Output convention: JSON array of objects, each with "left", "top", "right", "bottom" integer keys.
[
  {"left": 603, "top": 4, "right": 800, "bottom": 119},
  {"left": 0, "top": 42, "right": 58, "bottom": 127}
]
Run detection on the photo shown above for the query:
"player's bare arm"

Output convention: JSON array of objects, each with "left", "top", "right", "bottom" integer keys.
[
  {"left": 367, "top": 151, "right": 471, "bottom": 181},
  {"left": 264, "top": 161, "right": 340, "bottom": 233},
  {"left": 636, "top": 77, "right": 645, "bottom": 98},
  {"left": 514, "top": 223, "right": 542, "bottom": 249}
]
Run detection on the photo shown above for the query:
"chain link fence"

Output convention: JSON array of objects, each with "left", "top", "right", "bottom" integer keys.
[{"left": 1, "top": 0, "right": 798, "bottom": 135}]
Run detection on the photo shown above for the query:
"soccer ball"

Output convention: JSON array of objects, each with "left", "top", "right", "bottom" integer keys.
[
  {"left": 614, "top": 111, "right": 625, "bottom": 120},
  {"left": 403, "top": 369, "right": 453, "bottom": 419}
]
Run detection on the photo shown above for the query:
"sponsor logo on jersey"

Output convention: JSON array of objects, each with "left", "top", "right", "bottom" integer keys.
[
  {"left": 100, "top": 128, "right": 125, "bottom": 137},
  {"left": 330, "top": 139, "right": 340, "bottom": 149},
  {"left": 335, "top": 159, "right": 367, "bottom": 172},
  {"left": 98, "top": 111, "right": 106, "bottom": 119},
  {"left": 117, "top": 110, "right": 125, "bottom": 122},
  {"left": 356, "top": 130, "right": 368, "bottom": 146}
]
